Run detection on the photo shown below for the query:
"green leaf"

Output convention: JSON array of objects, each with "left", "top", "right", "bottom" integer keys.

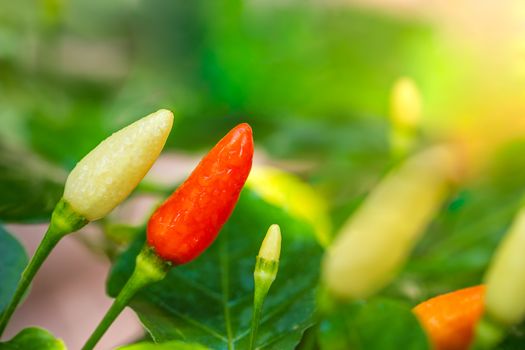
[
  {"left": 0, "top": 327, "right": 65, "bottom": 350},
  {"left": 118, "top": 341, "right": 209, "bottom": 350},
  {"left": 495, "top": 321, "right": 525, "bottom": 350},
  {"left": 318, "top": 298, "right": 430, "bottom": 350},
  {"left": 0, "top": 225, "right": 28, "bottom": 314},
  {"left": 107, "top": 188, "right": 323, "bottom": 350},
  {"left": 0, "top": 142, "right": 65, "bottom": 222}
]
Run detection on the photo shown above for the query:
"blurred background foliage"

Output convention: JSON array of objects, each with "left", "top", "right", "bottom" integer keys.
[{"left": 2, "top": 0, "right": 525, "bottom": 299}]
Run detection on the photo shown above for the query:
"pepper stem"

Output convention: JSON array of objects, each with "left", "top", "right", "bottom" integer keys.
[
  {"left": 0, "top": 198, "right": 87, "bottom": 336},
  {"left": 249, "top": 257, "right": 279, "bottom": 350},
  {"left": 82, "top": 245, "right": 170, "bottom": 350},
  {"left": 470, "top": 315, "right": 506, "bottom": 350}
]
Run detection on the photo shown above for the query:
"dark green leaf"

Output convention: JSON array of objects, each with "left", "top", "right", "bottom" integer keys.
[
  {"left": 0, "top": 327, "right": 65, "bottom": 350},
  {"left": 0, "top": 225, "right": 27, "bottom": 314},
  {"left": 318, "top": 298, "right": 430, "bottom": 350},
  {"left": 107, "top": 188, "right": 323, "bottom": 350},
  {"left": 0, "top": 142, "right": 65, "bottom": 222},
  {"left": 118, "top": 341, "right": 209, "bottom": 350},
  {"left": 496, "top": 322, "right": 525, "bottom": 350}
]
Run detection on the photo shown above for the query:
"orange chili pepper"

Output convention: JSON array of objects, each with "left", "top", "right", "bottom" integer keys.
[{"left": 413, "top": 285, "right": 485, "bottom": 350}]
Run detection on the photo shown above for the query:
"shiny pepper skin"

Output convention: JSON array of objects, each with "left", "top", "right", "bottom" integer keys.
[
  {"left": 413, "top": 285, "right": 485, "bottom": 350},
  {"left": 147, "top": 123, "right": 254, "bottom": 264}
]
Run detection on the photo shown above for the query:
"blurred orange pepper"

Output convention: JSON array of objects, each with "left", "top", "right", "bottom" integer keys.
[{"left": 413, "top": 285, "right": 485, "bottom": 350}]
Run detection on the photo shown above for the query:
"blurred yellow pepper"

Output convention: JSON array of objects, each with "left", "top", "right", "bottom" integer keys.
[{"left": 322, "top": 145, "right": 461, "bottom": 299}]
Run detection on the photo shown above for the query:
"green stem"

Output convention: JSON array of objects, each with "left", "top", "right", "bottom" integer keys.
[
  {"left": 82, "top": 245, "right": 170, "bottom": 350},
  {"left": 0, "top": 199, "right": 87, "bottom": 336},
  {"left": 249, "top": 289, "right": 265, "bottom": 350},
  {"left": 390, "top": 127, "right": 416, "bottom": 160},
  {"left": 470, "top": 315, "right": 506, "bottom": 350},
  {"left": 249, "top": 257, "right": 278, "bottom": 350}
]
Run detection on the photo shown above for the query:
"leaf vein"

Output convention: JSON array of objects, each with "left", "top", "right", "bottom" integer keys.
[{"left": 146, "top": 294, "right": 228, "bottom": 343}]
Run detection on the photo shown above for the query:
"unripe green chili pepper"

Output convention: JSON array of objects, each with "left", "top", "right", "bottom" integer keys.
[
  {"left": 322, "top": 145, "right": 461, "bottom": 300},
  {"left": 0, "top": 109, "right": 173, "bottom": 335},
  {"left": 250, "top": 224, "right": 282, "bottom": 350},
  {"left": 82, "top": 123, "right": 254, "bottom": 350}
]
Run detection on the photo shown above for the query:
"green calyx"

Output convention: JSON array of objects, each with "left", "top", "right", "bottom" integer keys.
[
  {"left": 49, "top": 198, "right": 89, "bottom": 239},
  {"left": 254, "top": 257, "right": 279, "bottom": 286},
  {"left": 135, "top": 245, "right": 172, "bottom": 284},
  {"left": 250, "top": 256, "right": 279, "bottom": 350}
]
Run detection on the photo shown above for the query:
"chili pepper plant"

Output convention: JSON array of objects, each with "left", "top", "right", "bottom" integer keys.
[{"left": 5, "top": 63, "right": 525, "bottom": 350}]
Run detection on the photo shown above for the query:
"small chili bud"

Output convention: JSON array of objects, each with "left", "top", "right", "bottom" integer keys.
[
  {"left": 64, "top": 109, "right": 174, "bottom": 221},
  {"left": 322, "top": 145, "right": 460, "bottom": 300},
  {"left": 258, "top": 224, "right": 282, "bottom": 262},
  {"left": 0, "top": 109, "right": 174, "bottom": 336},
  {"left": 147, "top": 123, "right": 254, "bottom": 264},
  {"left": 389, "top": 77, "right": 422, "bottom": 157},
  {"left": 83, "top": 123, "right": 254, "bottom": 350},
  {"left": 250, "top": 224, "right": 282, "bottom": 350},
  {"left": 472, "top": 207, "right": 525, "bottom": 349}
]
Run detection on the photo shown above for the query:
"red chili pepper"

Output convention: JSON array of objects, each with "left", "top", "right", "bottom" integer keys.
[{"left": 147, "top": 123, "right": 254, "bottom": 264}]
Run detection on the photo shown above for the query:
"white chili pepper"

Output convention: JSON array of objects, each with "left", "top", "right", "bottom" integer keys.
[{"left": 64, "top": 109, "right": 173, "bottom": 220}]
